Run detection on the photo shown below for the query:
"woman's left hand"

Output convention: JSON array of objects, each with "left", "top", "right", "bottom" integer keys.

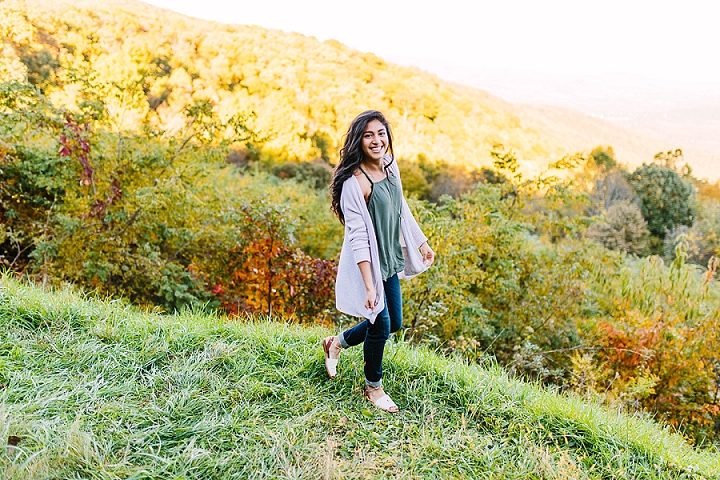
[{"left": 420, "top": 242, "right": 435, "bottom": 267}]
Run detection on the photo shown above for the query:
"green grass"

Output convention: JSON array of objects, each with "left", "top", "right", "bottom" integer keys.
[{"left": 0, "top": 275, "right": 718, "bottom": 479}]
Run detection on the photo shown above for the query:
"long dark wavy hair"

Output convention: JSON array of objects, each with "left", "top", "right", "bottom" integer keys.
[{"left": 330, "top": 110, "right": 395, "bottom": 225}]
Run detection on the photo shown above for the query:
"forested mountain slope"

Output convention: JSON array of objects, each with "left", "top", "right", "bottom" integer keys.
[{"left": 1, "top": 0, "right": 703, "bottom": 176}]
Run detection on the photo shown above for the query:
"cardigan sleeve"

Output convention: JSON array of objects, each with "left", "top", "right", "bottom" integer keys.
[
  {"left": 388, "top": 158, "right": 428, "bottom": 248},
  {"left": 401, "top": 196, "right": 429, "bottom": 247},
  {"left": 340, "top": 178, "right": 372, "bottom": 265}
]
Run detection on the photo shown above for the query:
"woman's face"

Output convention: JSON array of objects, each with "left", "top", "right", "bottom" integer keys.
[{"left": 361, "top": 119, "right": 388, "bottom": 162}]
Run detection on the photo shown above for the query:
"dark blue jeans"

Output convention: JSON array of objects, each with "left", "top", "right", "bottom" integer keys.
[{"left": 338, "top": 274, "right": 402, "bottom": 388}]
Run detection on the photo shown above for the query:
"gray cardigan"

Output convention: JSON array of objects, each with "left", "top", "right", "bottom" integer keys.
[{"left": 335, "top": 158, "right": 429, "bottom": 323}]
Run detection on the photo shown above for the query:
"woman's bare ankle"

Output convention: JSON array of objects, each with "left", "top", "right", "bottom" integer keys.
[
  {"left": 329, "top": 336, "right": 342, "bottom": 357},
  {"left": 365, "top": 385, "right": 384, "bottom": 399}
]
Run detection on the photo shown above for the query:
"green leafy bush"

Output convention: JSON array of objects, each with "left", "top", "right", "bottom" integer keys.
[
  {"left": 664, "top": 199, "right": 720, "bottom": 267},
  {"left": 628, "top": 163, "right": 696, "bottom": 243},
  {"left": 0, "top": 81, "right": 338, "bottom": 316}
]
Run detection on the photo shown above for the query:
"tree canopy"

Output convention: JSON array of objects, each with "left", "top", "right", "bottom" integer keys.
[{"left": 628, "top": 163, "right": 696, "bottom": 240}]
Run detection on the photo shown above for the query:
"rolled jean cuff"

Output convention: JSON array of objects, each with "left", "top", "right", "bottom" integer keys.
[
  {"left": 338, "top": 332, "right": 350, "bottom": 348},
  {"left": 365, "top": 378, "right": 382, "bottom": 389}
]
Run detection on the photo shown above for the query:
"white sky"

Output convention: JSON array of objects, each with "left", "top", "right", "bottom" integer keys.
[{"left": 141, "top": 0, "right": 720, "bottom": 84}]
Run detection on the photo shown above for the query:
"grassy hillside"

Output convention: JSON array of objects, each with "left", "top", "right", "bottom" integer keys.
[
  {"left": 1, "top": 276, "right": 718, "bottom": 479},
  {"left": 3, "top": 0, "right": 710, "bottom": 178}
]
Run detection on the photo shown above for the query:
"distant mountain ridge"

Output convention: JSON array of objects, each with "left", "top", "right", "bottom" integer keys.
[
  {"left": 412, "top": 62, "right": 720, "bottom": 180},
  {"left": 5, "top": 0, "right": 716, "bottom": 179}
]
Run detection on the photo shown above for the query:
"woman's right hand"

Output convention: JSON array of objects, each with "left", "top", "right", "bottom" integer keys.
[
  {"left": 357, "top": 261, "right": 377, "bottom": 312},
  {"left": 364, "top": 287, "right": 378, "bottom": 312}
]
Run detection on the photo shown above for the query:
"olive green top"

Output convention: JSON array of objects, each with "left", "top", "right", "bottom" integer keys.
[{"left": 359, "top": 166, "right": 405, "bottom": 281}]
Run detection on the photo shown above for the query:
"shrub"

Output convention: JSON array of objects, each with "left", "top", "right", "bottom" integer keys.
[
  {"left": 0, "top": 81, "right": 339, "bottom": 316},
  {"left": 663, "top": 199, "right": 720, "bottom": 267},
  {"left": 628, "top": 163, "right": 696, "bottom": 242},
  {"left": 403, "top": 185, "right": 592, "bottom": 384},
  {"left": 271, "top": 159, "right": 332, "bottom": 190},
  {"left": 585, "top": 241, "right": 720, "bottom": 442},
  {"left": 588, "top": 170, "right": 639, "bottom": 215},
  {"left": 588, "top": 146, "right": 617, "bottom": 173},
  {"left": 204, "top": 200, "right": 337, "bottom": 324},
  {"left": 586, "top": 200, "right": 650, "bottom": 255}
]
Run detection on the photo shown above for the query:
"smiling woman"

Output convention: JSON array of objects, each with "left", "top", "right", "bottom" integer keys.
[{"left": 324, "top": 110, "right": 434, "bottom": 413}]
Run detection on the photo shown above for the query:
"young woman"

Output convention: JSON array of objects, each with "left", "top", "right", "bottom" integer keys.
[{"left": 323, "top": 110, "right": 434, "bottom": 413}]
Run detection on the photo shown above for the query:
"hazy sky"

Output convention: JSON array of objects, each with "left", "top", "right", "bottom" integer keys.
[{"left": 142, "top": 0, "right": 720, "bottom": 84}]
